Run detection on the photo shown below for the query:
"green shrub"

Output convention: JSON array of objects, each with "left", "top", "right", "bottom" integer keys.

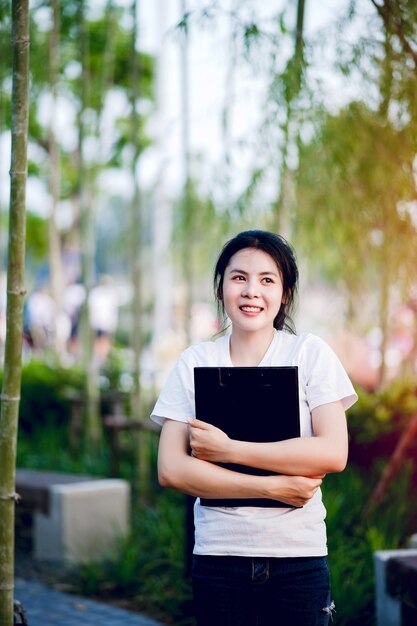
[
  {"left": 12, "top": 358, "right": 114, "bottom": 475},
  {"left": 16, "top": 426, "right": 112, "bottom": 476},
  {"left": 324, "top": 463, "right": 417, "bottom": 626},
  {"left": 11, "top": 361, "right": 417, "bottom": 625},
  {"left": 68, "top": 463, "right": 417, "bottom": 626},
  {"left": 348, "top": 376, "right": 417, "bottom": 469},
  {"left": 9, "top": 358, "right": 84, "bottom": 435},
  {"left": 72, "top": 490, "right": 194, "bottom": 625}
]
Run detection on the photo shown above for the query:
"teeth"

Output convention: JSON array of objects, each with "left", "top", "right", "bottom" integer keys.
[{"left": 241, "top": 306, "right": 262, "bottom": 312}]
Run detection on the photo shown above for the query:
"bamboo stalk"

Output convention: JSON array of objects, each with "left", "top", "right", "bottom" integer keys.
[{"left": 0, "top": 1, "right": 29, "bottom": 624}]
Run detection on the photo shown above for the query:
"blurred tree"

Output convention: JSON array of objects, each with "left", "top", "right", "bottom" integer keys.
[
  {"left": 301, "top": 0, "right": 417, "bottom": 384},
  {"left": 370, "top": 0, "right": 417, "bottom": 78},
  {"left": 173, "top": 178, "right": 232, "bottom": 316},
  {"left": 185, "top": 3, "right": 311, "bottom": 235},
  {"left": 271, "top": 0, "right": 306, "bottom": 236},
  {"left": 0, "top": 0, "right": 153, "bottom": 280},
  {"left": 0, "top": 211, "right": 50, "bottom": 285},
  {"left": 295, "top": 100, "right": 417, "bottom": 384},
  {"left": 76, "top": 0, "right": 102, "bottom": 447},
  {"left": 48, "top": 0, "right": 65, "bottom": 356},
  {"left": 219, "top": 0, "right": 238, "bottom": 206},
  {"left": 0, "top": 1, "right": 29, "bottom": 624},
  {"left": 202, "top": 1, "right": 417, "bottom": 386},
  {"left": 25, "top": 211, "right": 49, "bottom": 264},
  {"left": 179, "top": 0, "right": 194, "bottom": 344},
  {"left": 0, "top": 0, "right": 9, "bottom": 288},
  {"left": 128, "top": 0, "right": 150, "bottom": 501},
  {"left": 5, "top": 0, "right": 154, "bottom": 446}
]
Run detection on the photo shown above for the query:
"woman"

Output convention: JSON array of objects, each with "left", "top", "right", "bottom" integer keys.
[{"left": 151, "top": 230, "right": 357, "bottom": 625}]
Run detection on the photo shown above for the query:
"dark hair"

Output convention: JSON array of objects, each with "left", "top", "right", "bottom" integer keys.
[{"left": 213, "top": 230, "right": 299, "bottom": 333}]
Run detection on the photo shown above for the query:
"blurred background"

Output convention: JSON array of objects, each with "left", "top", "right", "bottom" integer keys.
[{"left": 2, "top": 1, "right": 417, "bottom": 625}]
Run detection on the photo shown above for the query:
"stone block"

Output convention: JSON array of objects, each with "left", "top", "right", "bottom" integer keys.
[
  {"left": 374, "top": 549, "right": 417, "bottom": 626},
  {"left": 34, "top": 479, "right": 130, "bottom": 563}
]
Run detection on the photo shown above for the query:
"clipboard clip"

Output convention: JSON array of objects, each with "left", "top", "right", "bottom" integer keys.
[{"left": 218, "top": 369, "right": 273, "bottom": 387}]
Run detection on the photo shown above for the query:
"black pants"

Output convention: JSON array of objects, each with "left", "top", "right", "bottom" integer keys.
[{"left": 192, "top": 555, "right": 333, "bottom": 626}]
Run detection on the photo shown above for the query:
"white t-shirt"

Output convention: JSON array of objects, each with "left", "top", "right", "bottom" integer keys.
[{"left": 151, "top": 330, "right": 358, "bottom": 558}]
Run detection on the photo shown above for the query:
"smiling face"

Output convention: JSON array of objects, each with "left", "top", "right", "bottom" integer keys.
[{"left": 222, "top": 247, "right": 285, "bottom": 338}]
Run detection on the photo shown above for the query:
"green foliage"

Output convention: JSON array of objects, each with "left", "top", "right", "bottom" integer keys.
[
  {"left": 324, "top": 463, "right": 417, "bottom": 626},
  {"left": 73, "top": 490, "right": 194, "bottom": 625},
  {"left": 11, "top": 359, "right": 417, "bottom": 625},
  {"left": 61, "top": 10, "right": 154, "bottom": 110},
  {"left": 109, "top": 114, "right": 152, "bottom": 167},
  {"left": 295, "top": 101, "right": 417, "bottom": 293},
  {"left": 25, "top": 211, "right": 48, "bottom": 262},
  {"left": 11, "top": 358, "right": 84, "bottom": 435},
  {"left": 13, "top": 355, "right": 155, "bottom": 481},
  {"left": 16, "top": 422, "right": 111, "bottom": 476},
  {"left": 0, "top": 2, "right": 8, "bottom": 138},
  {"left": 65, "top": 463, "right": 417, "bottom": 626},
  {"left": 243, "top": 22, "right": 263, "bottom": 57},
  {"left": 1, "top": 0, "right": 155, "bottom": 229},
  {"left": 172, "top": 178, "right": 234, "bottom": 289},
  {"left": 235, "top": 167, "right": 266, "bottom": 217},
  {"left": 348, "top": 376, "right": 417, "bottom": 447}
]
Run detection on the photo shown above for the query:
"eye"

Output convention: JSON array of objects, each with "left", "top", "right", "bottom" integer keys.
[
  {"left": 262, "top": 277, "right": 274, "bottom": 284},
  {"left": 232, "top": 274, "right": 245, "bottom": 281}
]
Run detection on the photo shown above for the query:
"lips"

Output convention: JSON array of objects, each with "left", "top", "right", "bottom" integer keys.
[{"left": 239, "top": 306, "right": 263, "bottom": 313}]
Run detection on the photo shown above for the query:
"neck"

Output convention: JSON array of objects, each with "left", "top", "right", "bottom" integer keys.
[{"left": 229, "top": 327, "right": 275, "bottom": 366}]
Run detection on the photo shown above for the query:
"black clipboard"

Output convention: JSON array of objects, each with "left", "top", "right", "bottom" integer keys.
[{"left": 194, "top": 366, "right": 300, "bottom": 508}]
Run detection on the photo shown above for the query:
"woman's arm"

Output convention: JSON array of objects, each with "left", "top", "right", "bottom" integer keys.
[
  {"left": 158, "top": 418, "right": 322, "bottom": 507},
  {"left": 189, "top": 400, "right": 348, "bottom": 476}
]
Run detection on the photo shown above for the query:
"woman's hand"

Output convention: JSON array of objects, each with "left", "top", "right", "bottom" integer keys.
[
  {"left": 265, "top": 474, "right": 323, "bottom": 508},
  {"left": 188, "top": 418, "right": 231, "bottom": 462},
  {"left": 159, "top": 420, "right": 325, "bottom": 503}
]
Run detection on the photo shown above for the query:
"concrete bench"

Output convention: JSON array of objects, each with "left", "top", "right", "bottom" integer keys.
[
  {"left": 15, "top": 469, "right": 130, "bottom": 563},
  {"left": 374, "top": 549, "right": 417, "bottom": 626}
]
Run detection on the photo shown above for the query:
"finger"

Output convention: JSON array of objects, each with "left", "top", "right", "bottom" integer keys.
[
  {"left": 304, "top": 476, "right": 322, "bottom": 486},
  {"left": 188, "top": 418, "right": 212, "bottom": 430}
]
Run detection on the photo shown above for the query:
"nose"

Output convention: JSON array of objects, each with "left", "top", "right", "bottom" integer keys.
[{"left": 242, "top": 279, "right": 259, "bottom": 298}]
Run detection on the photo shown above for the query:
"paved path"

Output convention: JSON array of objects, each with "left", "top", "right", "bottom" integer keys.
[{"left": 14, "top": 579, "right": 165, "bottom": 626}]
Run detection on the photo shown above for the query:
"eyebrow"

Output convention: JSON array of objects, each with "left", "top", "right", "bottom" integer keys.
[{"left": 227, "top": 268, "right": 279, "bottom": 277}]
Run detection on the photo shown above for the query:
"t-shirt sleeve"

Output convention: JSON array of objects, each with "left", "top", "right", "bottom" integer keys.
[
  {"left": 150, "top": 349, "right": 196, "bottom": 426},
  {"left": 303, "top": 335, "right": 358, "bottom": 412}
]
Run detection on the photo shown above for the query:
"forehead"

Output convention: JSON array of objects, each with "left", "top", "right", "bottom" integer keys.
[{"left": 226, "top": 248, "right": 279, "bottom": 273}]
